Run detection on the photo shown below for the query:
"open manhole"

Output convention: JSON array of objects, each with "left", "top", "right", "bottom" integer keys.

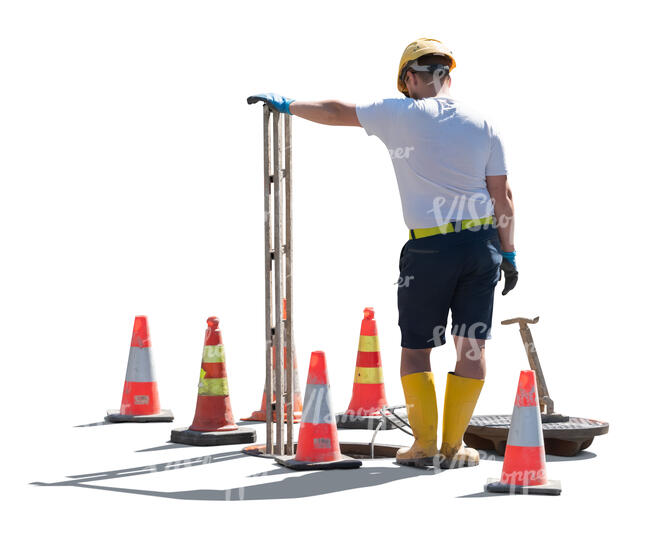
[{"left": 464, "top": 414, "right": 609, "bottom": 457}]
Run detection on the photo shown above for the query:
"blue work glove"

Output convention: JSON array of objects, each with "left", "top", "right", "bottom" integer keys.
[
  {"left": 247, "top": 93, "right": 295, "bottom": 115},
  {"left": 500, "top": 251, "right": 518, "bottom": 295}
]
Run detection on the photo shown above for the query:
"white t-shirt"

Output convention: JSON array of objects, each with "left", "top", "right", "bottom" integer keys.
[{"left": 356, "top": 96, "right": 507, "bottom": 230}]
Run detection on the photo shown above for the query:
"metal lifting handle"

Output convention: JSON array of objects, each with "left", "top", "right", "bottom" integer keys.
[{"left": 501, "top": 316, "right": 554, "bottom": 414}]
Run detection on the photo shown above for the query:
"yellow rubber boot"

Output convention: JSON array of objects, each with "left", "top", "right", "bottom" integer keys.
[
  {"left": 440, "top": 372, "right": 484, "bottom": 469},
  {"left": 396, "top": 372, "right": 438, "bottom": 467}
]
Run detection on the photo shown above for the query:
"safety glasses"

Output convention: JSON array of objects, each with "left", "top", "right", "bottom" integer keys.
[{"left": 401, "top": 60, "right": 450, "bottom": 82}]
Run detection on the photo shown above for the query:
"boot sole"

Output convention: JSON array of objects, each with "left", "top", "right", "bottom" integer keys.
[
  {"left": 396, "top": 456, "right": 440, "bottom": 468},
  {"left": 440, "top": 458, "right": 479, "bottom": 469}
]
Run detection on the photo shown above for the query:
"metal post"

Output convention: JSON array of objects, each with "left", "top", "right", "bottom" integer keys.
[
  {"left": 261, "top": 105, "right": 295, "bottom": 457},
  {"left": 263, "top": 106, "right": 274, "bottom": 454},
  {"left": 284, "top": 114, "right": 294, "bottom": 454},
  {"left": 272, "top": 111, "right": 285, "bottom": 455}
]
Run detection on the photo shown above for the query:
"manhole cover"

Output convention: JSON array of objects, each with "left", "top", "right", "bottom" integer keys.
[{"left": 465, "top": 414, "right": 609, "bottom": 457}]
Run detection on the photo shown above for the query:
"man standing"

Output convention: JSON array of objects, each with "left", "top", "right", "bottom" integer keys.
[{"left": 248, "top": 37, "right": 517, "bottom": 468}]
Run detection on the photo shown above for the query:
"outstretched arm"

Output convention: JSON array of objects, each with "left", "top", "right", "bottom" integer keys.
[
  {"left": 247, "top": 93, "right": 360, "bottom": 127},
  {"left": 289, "top": 101, "right": 360, "bottom": 127}
]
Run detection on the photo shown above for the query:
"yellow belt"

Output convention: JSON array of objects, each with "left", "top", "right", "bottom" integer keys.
[{"left": 409, "top": 216, "right": 494, "bottom": 240}]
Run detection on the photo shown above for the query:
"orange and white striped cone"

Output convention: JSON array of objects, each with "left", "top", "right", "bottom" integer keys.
[
  {"left": 275, "top": 351, "right": 361, "bottom": 470},
  {"left": 106, "top": 316, "right": 173, "bottom": 423},
  {"left": 171, "top": 317, "right": 256, "bottom": 445},
  {"left": 337, "top": 307, "right": 394, "bottom": 430},
  {"left": 485, "top": 370, "right": 561, "bottom": 495}
]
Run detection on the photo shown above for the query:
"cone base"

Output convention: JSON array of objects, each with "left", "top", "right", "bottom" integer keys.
[
  {"left": 170, "top": 426, "right": 256, "bottom": 446},
  {"left": 335, "top": 412, "right": 399, "bottom": 431},
  {"left": 275, "top": 454, "right": 362, "bottom": 471},
  {"left": 105, "top": 409, "right": 174, "bottom": 423},
  {"left": 241, "top": 443, "right": 297, "bottom": 458},
  {"left": 243, "top": 442, "right": 403, "bottom": 459},
  {"left": 485, "top": 478, "right": 561, "bottom": 496}
]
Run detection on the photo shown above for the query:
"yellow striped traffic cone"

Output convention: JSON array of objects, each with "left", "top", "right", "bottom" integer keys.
[
  {"left": 337, "top": 308, "right": 392, "bottom": 430},
  {"left": 170, "top": 317, "right": 256, "bottom": 445}
]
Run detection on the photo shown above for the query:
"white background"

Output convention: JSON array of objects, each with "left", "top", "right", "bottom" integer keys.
[{"left": 1, "top": 0, "right": 648, "bottom": 539}]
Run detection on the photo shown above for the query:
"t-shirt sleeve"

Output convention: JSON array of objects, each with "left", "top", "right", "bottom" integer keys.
[
  {"left": 486, "top": 127, "right": 508, "bottom": 176},
  {"left": 356, "top": 99, "right": 405, "bottom": 142}
]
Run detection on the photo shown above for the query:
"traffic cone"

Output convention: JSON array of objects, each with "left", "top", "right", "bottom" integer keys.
[
  {"left": 171, "top": 317, "right": 256, "bottom": 445},
  {"left": 105, "top": 316, "right": 173, "bottom": 423},
  {"left": 275, "top": 351, "right": 361, "bottom": 470},
  {"left": 337, "top": 307, "right": 394, "bottom": 430},
  {"left": 485, "top": 370, "right": 561, "bottom": 495},
  {"left": 242, "top": 300, "right": 302, "bottom": 423}
]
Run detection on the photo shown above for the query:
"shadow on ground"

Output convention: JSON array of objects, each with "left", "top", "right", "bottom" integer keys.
[
  {"left": 32, "top": 446, "right": 593, "bottom": 500},
  {"left": 74, "top": 421, "right": 113, "bottom": 428},
  {"left": 456, "top": 490, "right": 509, "bottom": 499},
  {"left": 31, "top": 450, "right": 439, "bottom": 500},
  {"left": 135, "top": 443, "right": 193, "bottom": 453}
]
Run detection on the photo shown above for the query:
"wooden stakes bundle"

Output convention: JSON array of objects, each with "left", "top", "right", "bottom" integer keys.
[{"left": 262, "top": 105, "right": 295, "bottom": 455}]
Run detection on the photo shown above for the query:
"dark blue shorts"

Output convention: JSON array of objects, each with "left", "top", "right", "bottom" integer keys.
[{"left": 397, "top": 225, "right": 502, "bottom": 349}]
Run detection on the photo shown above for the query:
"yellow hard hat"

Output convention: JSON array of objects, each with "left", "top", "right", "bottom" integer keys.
[{"left": 397, "top": 38, "right": 456, "bottom": 96}]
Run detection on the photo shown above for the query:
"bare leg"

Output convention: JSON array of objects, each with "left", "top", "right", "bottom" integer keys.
[
  {"left": 453, "top": 336, "right": 486, "bottom": 379},
  {"left": 400, "top": 347, "right": 432, "bottom": 377}
]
